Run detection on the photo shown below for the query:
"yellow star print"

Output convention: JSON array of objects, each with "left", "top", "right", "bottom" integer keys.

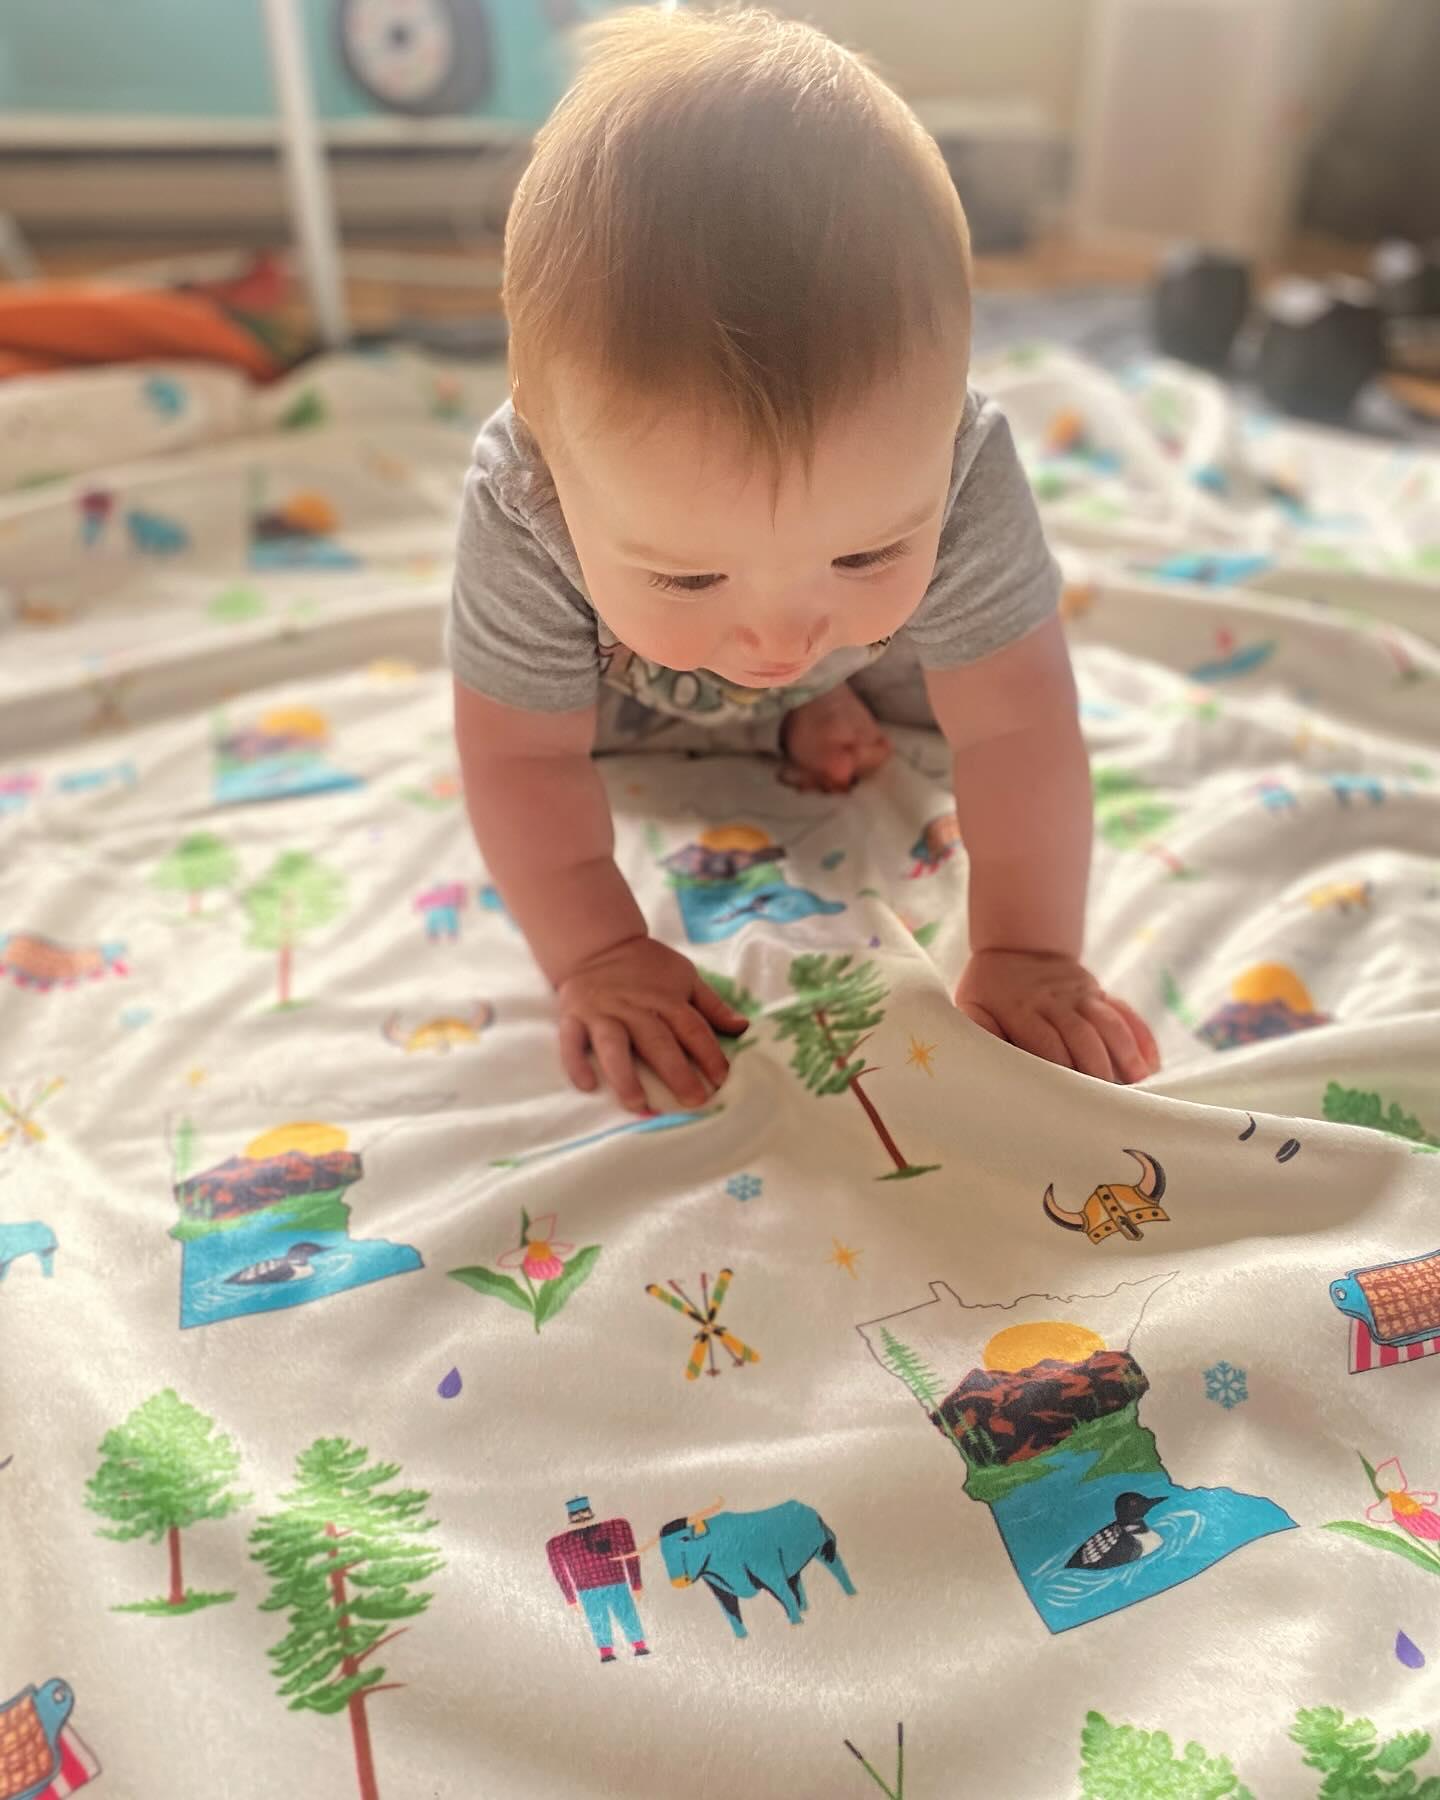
[
  {"left": 827, "top": 1239, "right": 862, "bottom": 1278},
  {"left": 905, "top": 1034, "right": 937, "bottom": 1076}
]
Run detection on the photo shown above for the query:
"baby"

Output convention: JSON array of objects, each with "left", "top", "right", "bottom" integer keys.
[{"left": 449, "top": 5, "right": 1159, "bottom": 1110}]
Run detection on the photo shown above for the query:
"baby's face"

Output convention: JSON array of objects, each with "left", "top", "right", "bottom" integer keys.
[{"left": 545, "top": 357, "right": 965, "bottom": 688}]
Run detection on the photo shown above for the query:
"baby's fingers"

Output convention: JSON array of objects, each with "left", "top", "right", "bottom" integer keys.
[
  {"left": 694, "top": 977, "right": 751, "bottom": 1038},
  {"left": 956, "top": 1000, "right": 1004, "bottom": 1039},
  {"left": 630, "top": 1016, "right": 710, "bottom": 1110},
  {"left": 1005, "top": 1012, "right": 1075, "bottom": 1070},
  {"left": 558, "top": 1015, "right": 598, "bottom": 1094},
  {"left": 590, "top": 1017, "right": 650, "bottom": 1113},
  {"left": 1047, "top": 1009, "right": 1116, "bottom": 1083},
  {"left": 669, "top": 1005, "right": 732, "bottom": 1091},
  {"left": 1081, "top": 996, "right": 1152, "bottom": 1084},
  {"left": 1106, "top": 995, "right": 1162, "bottom": 1074}
]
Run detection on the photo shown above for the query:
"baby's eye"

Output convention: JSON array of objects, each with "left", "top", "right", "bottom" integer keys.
[
  {"left": 648, "top": 572, "right": 726, "bottom": 594},
  {"left": 833, "top": 541, "right": 910, "bottom": 573}
]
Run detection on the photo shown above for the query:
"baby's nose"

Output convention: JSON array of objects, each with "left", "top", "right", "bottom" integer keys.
[{"left": 749, "top": 612, "right": 828, "bottom": 660}]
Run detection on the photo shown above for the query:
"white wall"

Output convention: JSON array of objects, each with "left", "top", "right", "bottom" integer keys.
[{"left": 794, "top": 0, "right": 1385, "bottom": 138}]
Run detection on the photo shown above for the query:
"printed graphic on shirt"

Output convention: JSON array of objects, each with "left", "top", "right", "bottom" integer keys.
[
  {"left": 858, "top": 1275, "right": 1294, "bottom": 1633},
  {"left": 597, "top": 622, "right": 890, "bottom": 727},
  {"left": 662, "top": 825, "right": 845, "bottom": 944},
  {"left": 170, "top": 1115, "right": 423, "bottom": 1330}
]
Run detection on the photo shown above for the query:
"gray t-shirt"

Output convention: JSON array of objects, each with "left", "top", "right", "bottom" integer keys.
[{"left": 447, "top": 389, "right": 1059, "bottom": 725}]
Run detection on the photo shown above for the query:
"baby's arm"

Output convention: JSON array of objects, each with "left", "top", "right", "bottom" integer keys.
[
  {"left": 924, "top": 617, "right": 1159, "bottom": 1083},
  {"left": 454, "top": 681, "right": 748, "bottom": 1109}
]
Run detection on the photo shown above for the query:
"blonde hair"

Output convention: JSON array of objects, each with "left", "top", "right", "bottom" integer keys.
[{"left": 504, "top": 5, "right": 971, "bottom": 474}]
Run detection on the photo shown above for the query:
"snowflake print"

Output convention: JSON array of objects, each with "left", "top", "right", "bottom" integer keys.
[
  {"left": 1204, "top": 1361, "right": 1248, "bottom": 1410},
  {"left": 726, "top": 1173, "right": 763, "bottom": 1203}
]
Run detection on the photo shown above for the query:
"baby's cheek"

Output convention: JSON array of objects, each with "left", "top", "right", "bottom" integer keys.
[
  {"left": 848, "top": 578, "right": 929, "bottom": 644},
  {"left": 597, "top": 594, "right": 719, "bottom": 671}
]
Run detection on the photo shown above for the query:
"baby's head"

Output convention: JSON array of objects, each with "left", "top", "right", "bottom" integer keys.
[{"left": 504, "top": 5, "right": 971, "bottom": 688}]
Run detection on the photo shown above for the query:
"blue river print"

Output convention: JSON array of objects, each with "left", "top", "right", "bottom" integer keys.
[
  {"left": 858, "top": 1274, "right": 1296, "bottom": 1634},
  {"left": 661, "top": 825, "right": 845, "bottom": 945},
  {"left": 987, "top": 1413, "right": 1294, "bottom": 1633},
  {"left": 173, "top": 1123, "right": 422, "bottom": 1328}
]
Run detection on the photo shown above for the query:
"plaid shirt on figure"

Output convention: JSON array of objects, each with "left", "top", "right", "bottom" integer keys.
[{"left": 546, "top": 1518, "right": 642, "bottom": 1601}]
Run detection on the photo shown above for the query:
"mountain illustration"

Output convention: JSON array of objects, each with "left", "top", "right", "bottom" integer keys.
[{"left": 171, "top": 1123, "right": 421, "bottom": 1329}]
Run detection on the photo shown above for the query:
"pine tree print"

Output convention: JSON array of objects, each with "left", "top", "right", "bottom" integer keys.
[
  {"left": 877, "top": 1328, "right": 963, "bottom": 1452},
  {"left": 1322, "top": 1080, "right": 1440, "bottom": 1150},
  {"left": 85, "top": 1389, "right": 249, "bottom": 1615},
  {"left": 250, "top": 1437, "right": 443, "bottom": 1800},
  {"left": 773, "top": 954, "right": 939, "bottom": 1180},
  {"left": 241, "top": 850, "right": 345, "bottom": 1007},
  {"left": 1079, "top": 1710, "right": 1254, "bottom": 1799}
]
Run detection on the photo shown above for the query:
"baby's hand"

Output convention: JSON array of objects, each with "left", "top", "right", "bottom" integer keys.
[
  {"left": 956, "top": 948, "right": 1160, "bottom": 1084},
  {"left": 556, "top": 937, "right": 750, "bottom": 1112}
]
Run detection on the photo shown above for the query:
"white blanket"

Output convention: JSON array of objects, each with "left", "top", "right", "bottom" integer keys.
[{"left": 2, "top": 343, "right": 1438, "bottom": 1800}]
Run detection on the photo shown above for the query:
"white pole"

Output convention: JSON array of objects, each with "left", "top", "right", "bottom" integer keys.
[{"left": 261, "top": 0, "right": 350, "bottom": 348}]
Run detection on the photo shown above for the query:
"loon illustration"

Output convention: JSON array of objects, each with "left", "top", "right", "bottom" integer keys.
[
  {"left": 224, "top": 1241, "right": 332, "bottom": 1287},
  {"left": 1066, "top": 1493, "right": 1165, "bottom": 1570}
]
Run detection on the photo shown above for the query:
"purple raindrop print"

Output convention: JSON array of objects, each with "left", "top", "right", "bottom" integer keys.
[
  {"left": 437, "top": 1367, "right": 462, "bottom": 1400},
  {"left": 1396, "top": 1630, "right": 1425, "bottom": 1669}
]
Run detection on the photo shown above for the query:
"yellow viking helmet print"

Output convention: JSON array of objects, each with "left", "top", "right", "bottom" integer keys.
[{"left": 1043, "top": 1149, "right": 1169, "bottom": 1244}]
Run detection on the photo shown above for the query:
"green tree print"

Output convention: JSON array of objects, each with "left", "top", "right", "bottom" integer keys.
[
  {"left": 250, "top": 1438, "right": 443, "bottom": 1800},
  {"left": 1291, "top": 1707, "right": 1440, "bottom": 1797},
  {"left": 877, "top": 1327, "right": 963, "bottom": 1452},
  {"left": 85, "top": 1389, "right": 249, "bottom": 1615},
  {"left": 1079, "top": 1712, "right": 1254, "bottom": 1800},
  {"left": 773, "top": 954, "right": 938, "bottom": 1180},
  {"left": 1093, "top": 769, "right": 1176, "bottom": 850},
  {"left": 1323, "top": 1081, "right": 1439, "bottom": 1150},
  {"left": 153, "top": 831, "right": 240, "bottom": 917},
  {"left": 241, "top": 850, "right": 345, "bottom": 1007},
  {"left": 1077, "top": 1708, "right": 1440, "bottom": 1799},
  {"left": 877, "top": 1327, "right": 943, "bottom": 1411}
]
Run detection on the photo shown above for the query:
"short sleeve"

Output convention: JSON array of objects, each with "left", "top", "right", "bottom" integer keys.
[
  {"left": 902, "top": 390, "right": 1061, "bottom": 670},
  {"left": 446, "top": 412, "right": 599, "bottom": 713}
]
